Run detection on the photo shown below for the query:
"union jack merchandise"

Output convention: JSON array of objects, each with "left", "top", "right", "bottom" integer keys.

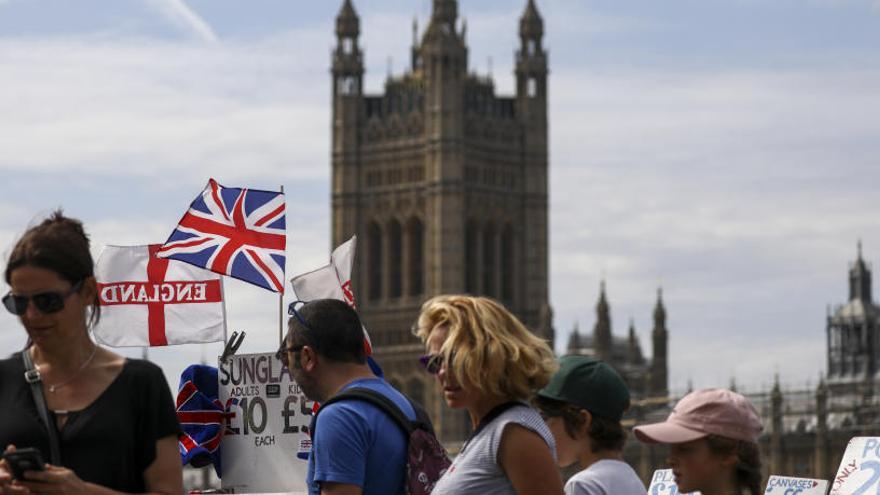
[
  {"left": 177, "top": 364, "right": 226, "bottom": 476},
  {"left": 158, "top": 179, "right": 287, "bottom": 293},
  {"left": 93, "top": 244, "right": 226, "bottom": 347}
]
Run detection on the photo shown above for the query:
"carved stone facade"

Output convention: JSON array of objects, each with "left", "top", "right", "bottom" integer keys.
[{"left": 330, "top": 0, "right": 552, "bottom": 445}]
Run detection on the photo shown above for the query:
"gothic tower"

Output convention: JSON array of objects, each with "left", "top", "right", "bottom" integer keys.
[
  {"left": 330, "top": 0, "right": 551, "bottom": 445},
  {"left": 827, "top": 241, "right": 879, "bottom": 386},
  {"left": 650, "top": 287, "right": 669, "bottom": 397},
  {"left": 593, "top": 281, "right": 612, "bottom": 361}
]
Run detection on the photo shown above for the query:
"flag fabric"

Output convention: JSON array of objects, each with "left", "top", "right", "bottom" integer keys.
[
  {"left": 290, "top": 235, "right": 357, "bottom": 308},
  {"left": 93, "top": 244, "right": 226, "bottom": 347},
  {"left": 177, "top": 364, "right": 225, "bottom": 476},
  {"left": 157, "top": 178, "right": 287, "bottom": 293},
  {"left": 289, "top": 236, "right": 381, "bottom": 375}
]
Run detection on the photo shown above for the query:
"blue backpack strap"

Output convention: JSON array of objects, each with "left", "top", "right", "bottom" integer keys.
[{"left": 315, "top": 387, "right": 416, "bottom": 436}]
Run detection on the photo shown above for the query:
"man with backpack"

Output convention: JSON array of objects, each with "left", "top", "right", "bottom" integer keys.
[{"left": 279, "top": 299, "right": 447, "bottom": 495}]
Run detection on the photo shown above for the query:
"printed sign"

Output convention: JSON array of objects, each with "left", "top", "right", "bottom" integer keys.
[
  {"left": 830, "top": 437, "right": 880, "bottom": 494},
  {"left": 219, "top": 352, "right": 313, "bottom": 494},
  {"left": 648, "top": 469, "right": 700, "bottom": 495},
  {"left": 765, "top": 475, "right": 828, "bottom": 494}
]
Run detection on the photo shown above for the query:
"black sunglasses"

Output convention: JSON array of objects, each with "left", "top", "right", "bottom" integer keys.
[
  {"left": 419, "top": 352, "right": 453, "bottom": 375},
  {"left": 3, "top": 280, "right": 84, "bottom": 316},
  {"left": 276, "top": 343, "right": 305, "bottom": 368}
]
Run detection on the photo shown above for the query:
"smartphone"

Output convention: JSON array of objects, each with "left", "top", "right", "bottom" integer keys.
[{"left": 2, "top": 448, "right": 45, "bottom": 480}]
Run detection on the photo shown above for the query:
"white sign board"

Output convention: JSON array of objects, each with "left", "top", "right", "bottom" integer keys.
[
  {"left": 830, "top": 437, "right": 880, "bottom": 494},
  {"left": 648, "top": 469, "right": 700, "bottom": 495},
  {"left": 219, "top": 352, "right": 313, "bottom": 494},
  {"left": 765, "top": 475, "right": 828, "bottom": 494}
]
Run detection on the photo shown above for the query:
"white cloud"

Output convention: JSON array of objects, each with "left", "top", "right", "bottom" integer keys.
[{"left": 0, "top": 32, "right": 330, "bottom": 182}]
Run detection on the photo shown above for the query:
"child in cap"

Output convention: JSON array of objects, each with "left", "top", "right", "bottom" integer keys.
[
  {"left": 633, "top": 388, "right": 763, "bottom": 495},
  {"left": 534, "top": 355, "right": 647, "bottom": 495}
]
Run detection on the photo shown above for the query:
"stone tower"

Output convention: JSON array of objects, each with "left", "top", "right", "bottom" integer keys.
[
  {"left": 650, "top": 287, "right": 669, "bottom": 397},
  {"left": 593, "top": 281, "right": 612, "bottom": 361},
  {"left": 827, "top": 242, "right": 879, "bottom": 388},
  {"left": 330, "top": 0, "right": 552, "bottom": 445}
]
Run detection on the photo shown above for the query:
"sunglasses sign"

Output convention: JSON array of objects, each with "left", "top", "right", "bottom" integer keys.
[{"left": 219, "top": 352, "right": 312, "bottom": 494}]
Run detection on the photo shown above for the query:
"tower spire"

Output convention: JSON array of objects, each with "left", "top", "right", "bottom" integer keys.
[
  {"left": 594, "top": 280, "right": 612, "bottom": 361},
  {"left": 850, "top": 240, "right": 872, "bottom": 302},
  {"left": 650, "top": 286, "right": 669, "bottom": 397}
]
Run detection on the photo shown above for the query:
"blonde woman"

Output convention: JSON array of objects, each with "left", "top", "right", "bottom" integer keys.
[{"left": 413, "top": 295, "right": 563, "bottom": 495}]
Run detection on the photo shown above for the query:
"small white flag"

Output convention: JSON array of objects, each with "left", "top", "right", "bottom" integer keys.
[
  {"left": 290, "top": 236, "right": 372, "bottom": 351},
  {"left": 290, "top": 236, "right": 357, "bottom": 307},
  {"left": 93, "top": 245, "right": 226, "bottom": 347}
]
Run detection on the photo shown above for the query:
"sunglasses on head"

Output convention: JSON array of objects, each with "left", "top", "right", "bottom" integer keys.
[
  {"left": 419, "top": 351, "right": 453, "bottom": 375},
  {"left": 287, "top": 300, "right": 314, "bottom": 331},
  {"left": 2, "top": 280, "right": 84, "bottom": 316}
]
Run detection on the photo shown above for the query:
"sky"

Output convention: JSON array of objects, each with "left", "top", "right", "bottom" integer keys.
[{"left": 0, "top": 0, "right": 878, "bottom": 396}]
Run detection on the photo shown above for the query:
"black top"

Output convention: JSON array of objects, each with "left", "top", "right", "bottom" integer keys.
[{"left": 0, "top": 353, "right": 181, "bottom": 493}]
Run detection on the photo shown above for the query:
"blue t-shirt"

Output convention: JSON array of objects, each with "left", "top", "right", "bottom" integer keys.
[{"left": 307, "top": 377, "right": 416, "bottom": 495}]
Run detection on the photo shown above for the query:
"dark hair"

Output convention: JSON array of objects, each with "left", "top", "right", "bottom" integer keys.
[
  {"left": 5, "top": 210, "right": 100, "bottom": 327},
  {"left": 706, "top": 435, "right": 762, "bottom": 495},
  {"left": 287, "top": 299, "right": 365, "bottom": 364},
  {"left": 533, "top": 395, "right": 627, "bottom": 452}
]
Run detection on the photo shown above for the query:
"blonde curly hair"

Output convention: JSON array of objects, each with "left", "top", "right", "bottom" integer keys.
[{"left": 414, "top": 295, "right": 558, "bottom": 401}]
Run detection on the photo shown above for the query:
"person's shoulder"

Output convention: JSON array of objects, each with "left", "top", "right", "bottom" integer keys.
[
  {"left": 0, "top": 351, "right": 24, "bottom": 378},
  {"left": 568, "top": 460, "right": 646, "bottom": 495},
  {"left": 497, "top": 403, "right": 549, "bottom": 434},
  {"left": 344, "top": 378, "right": 416, "bottom": 419},
  {"left": 120, "top": 357, "right": 167, "bottom": 383}
]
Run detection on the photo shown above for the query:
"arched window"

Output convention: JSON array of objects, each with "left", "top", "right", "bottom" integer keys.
[
  {"left": 407, "top": 217, "right": 424, "bottom": 296},
  {"left": 407, "top": 377, "right": 425, "bottom": 409},
  {"left": 389, "top": 219, "right": 403, "bottom": 298},
  {"left": 501, "top": 224, "right": 514, "bottom": 303},
  {"left": 465, "top": 220, "right": 479, "bottom": 294},
  {"left": 482, "top": 222, "right": 496, "bottom": 297},
  {"left": 368, "top": 222, "right": 383, "bottom": 301}
]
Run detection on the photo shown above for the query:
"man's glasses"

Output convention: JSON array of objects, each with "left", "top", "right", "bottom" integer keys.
[
  {"left": 3, "top": 280, "right": 84, "bottom": 316},
  {"left": 287, "top": 300, "right": 314, "bottom": 331},
  {"left": 419, "top": 352, "right": 452, "bottom": 375},
  {"left": 276, "top": 343, "right": 304, "bottom": 369}
]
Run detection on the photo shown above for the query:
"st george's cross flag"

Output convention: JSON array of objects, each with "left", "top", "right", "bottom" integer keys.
[
  {"left": 290, "top": 236, "right": 380, "bottom": 373},
  {"left": 92, "top": 245, "right": 226, "bottom": 347},
  {"left": 157, "top": 179, "right": 287, "bottom": 293}
]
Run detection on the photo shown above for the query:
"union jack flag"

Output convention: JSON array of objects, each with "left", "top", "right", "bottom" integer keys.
[
  {"left": 177, "top": 364, "right": 229, "bottom": 476},
  {"left": 158, "top": 179, "right": 286, "bottom": 293}
]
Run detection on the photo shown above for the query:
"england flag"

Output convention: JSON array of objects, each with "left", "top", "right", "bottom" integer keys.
[{"left": 93, "top": 245, "right": 226, "bottom": 347}]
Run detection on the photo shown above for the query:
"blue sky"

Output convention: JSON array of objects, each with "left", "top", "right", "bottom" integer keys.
[{"left": 1, "top": 0, "right": 878, "bottom": 395}]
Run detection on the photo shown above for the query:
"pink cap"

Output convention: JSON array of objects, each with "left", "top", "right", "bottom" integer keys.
[{"left": 634, "top": 388, "right": 763, "bottom": 444}]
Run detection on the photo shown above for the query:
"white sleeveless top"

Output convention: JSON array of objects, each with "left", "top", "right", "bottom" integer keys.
[{"left": 430, "top": 403, "right": 557, "bottom": 495}]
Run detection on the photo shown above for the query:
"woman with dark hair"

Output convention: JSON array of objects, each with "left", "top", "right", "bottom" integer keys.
[
  {"left": 633, "top": 388, "right": 763, "bottom": 495},
  {"left": 0, "top": 211, "right": 182, "bottom": 495}
]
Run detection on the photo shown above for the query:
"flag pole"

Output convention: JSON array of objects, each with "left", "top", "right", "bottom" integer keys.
[{"left": 279, "top": 184, "right": 285, "bottom": 346}]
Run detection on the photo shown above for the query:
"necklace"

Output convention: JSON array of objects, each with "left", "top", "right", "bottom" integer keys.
[{"left": 32, "top": 345, "right": 99, "bottom": 393}]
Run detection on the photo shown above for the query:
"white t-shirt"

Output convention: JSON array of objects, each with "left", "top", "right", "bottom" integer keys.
[
  {"left": 430, "top": 403, "right": 556, "bottom": 495},
  {"left": 565, "top": 459, "right": 647, "bottom": 495}
]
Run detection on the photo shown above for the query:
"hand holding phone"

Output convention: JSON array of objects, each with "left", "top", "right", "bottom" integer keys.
[{"left": 2, "top": 448, "right": 45, "bottom": 480}]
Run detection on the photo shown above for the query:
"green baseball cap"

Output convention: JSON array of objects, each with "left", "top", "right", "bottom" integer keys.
[{"left": 537, "top": 355, "right": 631, "bottom": 422}]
